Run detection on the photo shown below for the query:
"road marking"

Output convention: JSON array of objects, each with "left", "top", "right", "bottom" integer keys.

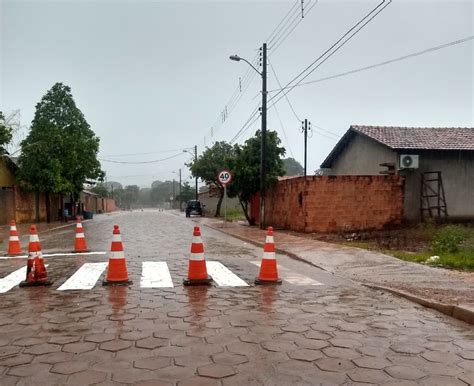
[
  {"left": 0, "top": 251, "right": 107, "bottom": 260},
  {"left": 250, "top": 261, "right": 323, "bottom": 286},
  {"left": 57, "top": 262, "right": 108, "bottom": 291},
  {"left": 0, "top": 264, "right": 49, "bottom": 293},
  {"left": 141, "top": 262, "right": 174, "bottom": 288},
  {"left": 207, "top": 261, "right": 249, "bottom": 287}
]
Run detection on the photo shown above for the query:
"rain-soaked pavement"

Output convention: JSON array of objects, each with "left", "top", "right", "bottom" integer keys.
[{"left": 0, "top": 209, "right": 472, "bottom": 385}]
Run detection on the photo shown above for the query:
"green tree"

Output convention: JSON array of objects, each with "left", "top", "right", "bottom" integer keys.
[
  {"left": 91, "top": 183, "right": 109, "bottom": 198},
  {"left": 283, "top": 157, "right": 304, "bottom": 176},
  {"left": 176, "top": 181, "right": 196, "bottom": 203},
  {"left": 228, "top": 130, "right": 285, "bottom": 225},
  {"left": 17, "top": 83, "right": 104, "bottom": 221},
  {"left": 0, "top": 111, "right": 13, "bottom": 155},
  {"left": 188, "top": 141, "right": 237, "bottom": 217},
  {"left": 150, "top": 180, "right": 177, "bottom": 206},
  {"left": 122, "top": 185, "right": 140, "bottom": 209}
]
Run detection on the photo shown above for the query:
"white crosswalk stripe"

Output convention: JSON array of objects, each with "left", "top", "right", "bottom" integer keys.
[
  {"left": 141, "top": 262, "right": 174, "bottom": 288},
  {"left": 0, "top": 264, "right": 49, "bottom": 293},
  {"left": 250, "top": 261, "right": 323, "bottom": 286},
  {"left": 207, "top": 261, "right": 249, "bottom": 287},
  {"left": 57, "top": 262, "right": 108, "bottom": 291},
  {"left": 0, "top": 260, "right": 322, "bottom": 293}
]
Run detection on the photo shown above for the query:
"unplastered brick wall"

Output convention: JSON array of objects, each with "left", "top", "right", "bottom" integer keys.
[{"left": 265, "top": 175, "right": 404, "bottom": 233}]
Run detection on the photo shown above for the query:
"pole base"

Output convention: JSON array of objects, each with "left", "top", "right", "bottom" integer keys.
[
  {"left": 19, "top": 280, "right": 53, "bottom": 287},
  {"left": 254, "top": 277, "right": 282, "bottom": 285},
  {"left": 183, "top": 276, "right": 213, "bottom": 286},
  {"left": 102, "top": 280, "right": 133, "bottom": 286}
]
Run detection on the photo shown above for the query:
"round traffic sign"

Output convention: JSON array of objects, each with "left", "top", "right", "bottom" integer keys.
[{"left": 218, "top": 169, "right": 232, "bottom": 185}]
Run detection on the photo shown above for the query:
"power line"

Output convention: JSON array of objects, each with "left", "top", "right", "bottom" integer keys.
[
  {"left": 268, "top": 0, "right": 391, "bottom": 108},
  {"left": 266, "top": 0, "right": 299, "bottom": 45},
  {"left": 229, "top": 107, "right": 261, "bottom": 144},
  {"left": 267, "top": 35, "right": 474, "bottom": 93},
  {"left": 102, "top": 147, "right": 193, "bottom": 158},
  {"left": 269, "top": 0, "right": 320, "bottom": 54},
  {"left": 269, "top": 61, "right": 301, "bottom": 122},
  {"left": 99, "top": 152, "right": 184, "bottom": 165},
  {"left": 271, "top": 103, "right": 295, "bottom": 159}
]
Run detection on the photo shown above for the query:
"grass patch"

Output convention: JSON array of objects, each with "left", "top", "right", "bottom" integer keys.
[
  {"left": 345, "top": 224, "right": 474, "bottom": 271},
  {"left": 221, "top": 208, "right": 247, "bottom": 222}
]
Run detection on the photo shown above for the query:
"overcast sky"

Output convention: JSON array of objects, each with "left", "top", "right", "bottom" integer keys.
[{"left": 1, "top": 0, "right": 473, "bottom": 188}]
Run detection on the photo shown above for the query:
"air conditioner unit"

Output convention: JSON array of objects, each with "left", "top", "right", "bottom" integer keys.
[{"left": 399, "top": 154, "right": 419, "bottom": 169}]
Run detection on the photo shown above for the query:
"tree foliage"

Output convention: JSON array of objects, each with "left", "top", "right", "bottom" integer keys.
[
  {"left": 150, "top": 180, "right": 178, "bottom": 206},
  {"left": 17, "top": 83, "right": 104, "bottom": 198},
  {"left": 122, "top": 185, "right": 140, "bottom": 209},
  {"left": 283, "top": 157, "right": 304, "bottom": 176},
  {"left": 188, "top": 141, "right": 238, "bottom": 217},
  {"left": 176, "top": 182, "right": 196, "bottom": 203},
  {"left": 0, "top": 111, "right": 13, "bottom": 155},
  {"left": 91, "top": 183, "right": 109, "bottom": 198},
  {"left": 228, "top": 130, "right": 285, "bottom": 224}
]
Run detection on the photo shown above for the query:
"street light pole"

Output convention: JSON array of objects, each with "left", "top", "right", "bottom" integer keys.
[
  {"left": 260, "top": 43, "right": 267, "bottom": 230},
  {"left": 194, "top": 145, "right": 198, "bottom": 201},
  {"left": 179, "top": 168, "right": 182, "bottom": 211},
  {"left": 230, "top": 42, "right": 267, "bottom": 229}
]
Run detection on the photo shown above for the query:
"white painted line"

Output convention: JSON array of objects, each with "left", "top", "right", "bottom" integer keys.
[
  {"left": 0, "top": 264, "right": 49, "bottom": 293},
  {"left": 57, "top": 262, "right": 107, "bottom": 291},
  {"left": 250, "top": 261, "right": 323, "bottom": 286},
  {"left": 140, "top": 262, "right": 174, "bottom": 288},
  {"left": 44, "top": 252, "right": 107, "bottom": 257},
  {"left": 0, "top": 251, "right": 107, "bottom": 260},
  {"left": 207, "top": 261, "right": 249, "bottom": 287},
  {"left": 0, "top": 255, "right": 28, "bottom": 260}
]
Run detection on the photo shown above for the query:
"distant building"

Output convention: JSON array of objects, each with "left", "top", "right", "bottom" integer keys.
[{"left": 320, "top": 125, "right": 474, "bottom": 221}]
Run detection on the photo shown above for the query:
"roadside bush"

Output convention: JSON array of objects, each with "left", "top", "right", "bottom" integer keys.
[{"left": 431, "top": 225, "right": 467, "bottom": 254}]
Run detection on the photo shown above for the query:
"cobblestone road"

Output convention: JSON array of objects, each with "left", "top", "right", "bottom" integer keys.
[{"left": 0, "top": 210, "right": 472, "bottom": 385}]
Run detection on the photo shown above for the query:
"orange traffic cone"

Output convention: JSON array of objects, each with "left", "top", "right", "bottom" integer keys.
[
  {"left": 103, "top": 225, "right": 132, "bottom": 286},
  {"left": 255, "top": 226, "right": 282, "bottom": 285},
  {"left": 19, "top": 225, "right": 53, "bottom": 287},
  {"left": 72, "top": 217, "right": 89, "bottom": 253},
  {"left": 183, "top": 226, "right": 212, "bottom": 286},
  {"left": 7, "top": 220, "right": 22, "bottom": 256}
]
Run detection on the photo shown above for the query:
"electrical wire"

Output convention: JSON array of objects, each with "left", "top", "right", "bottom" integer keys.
[
  {"left": 267, "top": 35, "right": 474, "bottom": 93},
  {"left": 269, "top": 61, "right": 301, "bottom": 122},
  {"left": 268, "top": 0, "right": 391, "bottom": 108},
  {"left": 102, "top": 147, "right": 193, "bottom": 158},
  {"left": 269, "top": 0, "right": 320, "bottom": 54},
  {"left": 271, "top": 103, "right": 295, "bottom": 159},
  {"left": 99, "top": 152, "right": 184, "bottom": 164},
  {"left": 229, "top": 107, "right": 261, "bottom": 144},
  {"left": 266, "top": 0, "right": 299, "bottom": 46}
]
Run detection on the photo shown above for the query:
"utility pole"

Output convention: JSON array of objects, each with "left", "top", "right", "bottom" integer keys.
[
  {"left": 194, "top": 145, "right": 198, "bottom": 201},
  {"left": 260, "top": 42, "right": 267, "bottom": 230},
  {"left": 178, "top": 168, "right": 182, "bottom": 211},
  {"left": 172, "top": 179, "right": 175, "bottom": 209},
  {"left": 301, "top": 119, "right": 311, "bottom": 178}
]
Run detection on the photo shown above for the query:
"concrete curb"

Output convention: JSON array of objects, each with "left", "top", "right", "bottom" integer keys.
[
  {"left": 363, "top": 284, "right": 474, "bottom": 325},
  {"left": 201, "top": 221, "right": 329, "bottom": 273},
  {"left": 203, "top": 220, "right": 474, "bottom": 326}
]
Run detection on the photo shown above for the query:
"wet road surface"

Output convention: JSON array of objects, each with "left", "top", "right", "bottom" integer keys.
[{"left": 0, "top": 209, "right": 472, "bottom": 385}]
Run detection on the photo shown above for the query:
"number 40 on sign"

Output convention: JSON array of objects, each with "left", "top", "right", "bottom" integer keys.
[{"left": 218, "top": 170, "right": 232, "bottom": 185}]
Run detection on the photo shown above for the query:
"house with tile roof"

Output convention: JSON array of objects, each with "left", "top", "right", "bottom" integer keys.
[{"left": 320, "top": 126, "right": 474, "bottom": 221}]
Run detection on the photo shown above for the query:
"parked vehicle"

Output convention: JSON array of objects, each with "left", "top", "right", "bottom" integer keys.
[{"left": 185, "top": 200, "right": 204, "bottom": 217}]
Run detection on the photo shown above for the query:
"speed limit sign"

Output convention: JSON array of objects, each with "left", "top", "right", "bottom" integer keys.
[{"left": 218, "top": 169, "right": 232, "bottom": 185}]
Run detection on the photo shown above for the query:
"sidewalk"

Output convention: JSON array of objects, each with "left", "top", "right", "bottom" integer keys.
[{"left": 198, "top": 217, "right": 474, "bottom": 325}]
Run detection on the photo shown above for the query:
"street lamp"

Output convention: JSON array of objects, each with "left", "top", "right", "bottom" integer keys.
[
  {"left": 229, "top": 43, "right": 267, "bottom": 229},
  {"left": 172, "top": 169, "right": 182, "bottom": 211},
  {"left": 183, "top": 146, "right": 198, "bottom": 201}
]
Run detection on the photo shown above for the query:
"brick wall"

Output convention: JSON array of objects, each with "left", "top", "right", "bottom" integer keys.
[
  {"left": 0, "top": 190, "right": 15, "bottom": 225},
  {"left": 265, "top": 175, "right": 404, "bottom": 233}
]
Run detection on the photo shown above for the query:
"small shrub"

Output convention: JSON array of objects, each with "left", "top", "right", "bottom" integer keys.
[{"left": 431, "top": 225, "right": 467, "bottom": 254}]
